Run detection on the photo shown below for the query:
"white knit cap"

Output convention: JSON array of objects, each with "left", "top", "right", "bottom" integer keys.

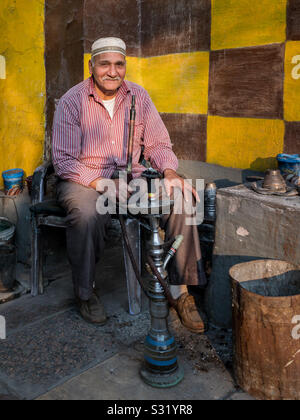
[{"left": 91, "top": 37, "right": 126, "bottom": 58}]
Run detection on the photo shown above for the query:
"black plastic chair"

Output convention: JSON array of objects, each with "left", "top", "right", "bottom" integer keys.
[{"left": 30, "top": 161, "right": 142, "bottom": 315}]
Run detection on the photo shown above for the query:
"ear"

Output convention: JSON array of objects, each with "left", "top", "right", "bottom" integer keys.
[{"left": 88, "top": 60, "right": 93, "bottom": 76}]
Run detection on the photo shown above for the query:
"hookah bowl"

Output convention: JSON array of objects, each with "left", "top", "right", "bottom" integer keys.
[{"left": 138, "top": 170, "right": 184, "bottom": 388}]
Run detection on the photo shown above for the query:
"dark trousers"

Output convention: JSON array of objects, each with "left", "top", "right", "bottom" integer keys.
[{"left": 57, "top": 180, "right": 207, "bottom": 301}]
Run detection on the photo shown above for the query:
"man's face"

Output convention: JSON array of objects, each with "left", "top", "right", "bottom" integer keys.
[{"left": 89, "top": 52, "right": 126, "bottom": 97}]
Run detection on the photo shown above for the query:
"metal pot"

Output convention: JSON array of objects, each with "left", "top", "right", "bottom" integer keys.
[
  {"left": 263, "top": 169, "right": 286, "bottom": 192},
  {"left": 0, "top": 217, "right": 15, "bottom": 245},
  {"left": 0, "top": 217, "right": 16, "bottom": 292}
]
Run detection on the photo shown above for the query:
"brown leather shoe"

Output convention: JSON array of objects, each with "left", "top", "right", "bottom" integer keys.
[
  {"left": 78, "top": 291, "right": 107, "bottom": 325},
  {"left": 175, "top": 292, "right": 207, "bottom": 333}
]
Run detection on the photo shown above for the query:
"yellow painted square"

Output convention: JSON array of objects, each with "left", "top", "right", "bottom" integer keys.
[
  {"left": 211, "top": 0, "right": 287, "bottom": 50},
  {"left": 284, "top": 41, "right": 300, "bottom": 122},
  {"left": 84, "top": 54, "right": 91, "bottom": 80},
  {"left": 0, "top": 0, "right": 45, "bottom": 188},
  {"left": 85, "top": 52, "right": 209, "bottom": 115},
  {"left": 141, "top": 52, "right": 209, "bottom": 114},
  {"left": 125, "top": 56, "right": 143, "bottom": 87},
  {"left": 207, "top": 116, "right": 284, "bottom": 171}
]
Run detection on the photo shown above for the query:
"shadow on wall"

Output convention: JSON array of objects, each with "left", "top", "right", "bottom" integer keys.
[
  {"left": 250, "top": 157, "right": 278, "bottom": 172},
  {"left": 213, "top": 179, "right": 239, "bottom": 189},
  {"left": 206, "top": 171, "right": 265, "bottom": 190}
]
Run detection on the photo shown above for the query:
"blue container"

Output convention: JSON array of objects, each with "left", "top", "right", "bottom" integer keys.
[
  {"left": 2, "top": 168, "right": 24, "bottom": 193},
  {"left": 276, "top": 154, "right": 300, "bottom": 177}
]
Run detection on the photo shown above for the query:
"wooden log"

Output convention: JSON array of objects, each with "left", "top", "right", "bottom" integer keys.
[{"left": 230, "top": 260, "right": 300, "bottom": 400}]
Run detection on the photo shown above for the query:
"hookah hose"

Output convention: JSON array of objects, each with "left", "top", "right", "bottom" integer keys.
[
  {"left": 118, "top": 214, "right": 178, "bottom": 309},
  {"left": 146, "top": 254, "right": 178, "bottom": 310}
]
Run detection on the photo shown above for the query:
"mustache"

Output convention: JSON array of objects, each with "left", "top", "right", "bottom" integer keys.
[{"left": 102, "top": 76, "right": 121, "bottom": 81}]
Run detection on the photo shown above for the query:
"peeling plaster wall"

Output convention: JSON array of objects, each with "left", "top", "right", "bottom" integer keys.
[
  {"left": 45, "top": 0, "right": 84, "bottom": 160},
  {"left": 84, "top": 0, "right": 140, "bottom": 57},
  {"left": 83, "top": 0, "right": 300, "bottom": 171},
  {"left": 0, "top": 0, "right": 46, "bottom": 188},
  {"left": 83, "top": 0, "right": 210, "bottom": 162},
  {"left": 0, "top": 0, "right": 299, "bottom": 186},
  {"left": 3, "top": 0, "right": 297, "bottom": 179}
]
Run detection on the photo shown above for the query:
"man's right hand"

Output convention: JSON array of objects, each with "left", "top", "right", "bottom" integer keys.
[
  {"left": 90, "top": 177, "right": 132, "bottom": 202},
  {"left": 89, "top": 178, "right": 102, "bottom": 190},
  {"left": 111, "top": 178, "right": 132, "bottom": 202}
]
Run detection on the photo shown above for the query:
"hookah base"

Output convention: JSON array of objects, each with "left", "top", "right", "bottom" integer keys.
[{"left": 140, "top": 365, "right": 184, "bottom": 388}]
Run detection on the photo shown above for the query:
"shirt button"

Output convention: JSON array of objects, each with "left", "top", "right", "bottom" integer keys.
[{"left": 112, "top": 141, "right": 115, "bottom": 145}]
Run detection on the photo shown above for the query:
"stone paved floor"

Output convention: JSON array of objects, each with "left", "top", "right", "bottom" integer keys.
[{"left": 0, "top": 222, "right": 254, "bottom": 401}]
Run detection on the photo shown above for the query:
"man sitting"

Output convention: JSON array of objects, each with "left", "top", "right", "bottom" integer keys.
[{"left": 52, "top": 37, "right": 207, "bottom": 333}]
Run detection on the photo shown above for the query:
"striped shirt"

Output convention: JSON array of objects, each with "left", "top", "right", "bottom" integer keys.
[{"left": 52, "top": 77, "right": 178, "bottom": 187}]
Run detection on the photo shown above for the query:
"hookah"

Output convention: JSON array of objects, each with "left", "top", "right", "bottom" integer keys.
[
  {"left": 119, "top": 172, "right": 184, "bottom": 388},
  {"left": 144, "top": 170, "right": 185, "bottom": 387},
  {"left": 117, "top": 95, "right": 185, "bottom": 387}
]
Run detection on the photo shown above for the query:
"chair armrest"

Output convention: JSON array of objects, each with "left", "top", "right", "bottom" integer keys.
[{"left": 31, "top": 161, "right": 54, "bottom": 204}]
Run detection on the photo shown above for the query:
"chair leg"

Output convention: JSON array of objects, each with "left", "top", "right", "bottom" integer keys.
[
  {"left": 38, "top": 228, "right": 44, "bottom": 295},
  {"left": 122, "top": 218, "right": 142, "bottom": 315},
  {"left": 31, "top": 217, "right": 43, "bottom": 296}
]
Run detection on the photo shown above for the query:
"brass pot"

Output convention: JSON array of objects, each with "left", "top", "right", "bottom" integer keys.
[{"left": 263, "top": 169, "right": 286, "bottom": 192}]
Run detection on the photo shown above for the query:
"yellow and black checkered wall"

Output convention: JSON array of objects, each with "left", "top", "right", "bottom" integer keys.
[{"left": 84, "top": 0, "right": 300, "bottom": 172}]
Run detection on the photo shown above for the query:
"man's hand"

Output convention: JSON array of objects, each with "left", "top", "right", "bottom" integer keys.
[
  {"left": 89, "top": 178, "right": 102, "bottom": 190},
  {"left": 111, "top": 178, "right": 133, "bottom": 202},
  {"left": 163, "top": 169, "right": 200, "bottom": 202},
  {"left": 90, "top": 177, "right": 132, "bottom": 202}
]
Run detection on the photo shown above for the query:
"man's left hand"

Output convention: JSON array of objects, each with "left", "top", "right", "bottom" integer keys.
[{"left": 163, "top": 169, "right": 200, "bottom": 202}]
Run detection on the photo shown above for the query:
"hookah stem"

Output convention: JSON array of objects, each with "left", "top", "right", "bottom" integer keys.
[
  {"left": 146, "top": 255, "right": 178, "bottom": 310},
  {"left": 119, "top": 214, "right": 178, "bottom": 309},
  {"left": 118, "top": 214, "right": 150, "bottom": 299},
  {"left": 126, "top": 95, "right": 136, "bottom": 177}
]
